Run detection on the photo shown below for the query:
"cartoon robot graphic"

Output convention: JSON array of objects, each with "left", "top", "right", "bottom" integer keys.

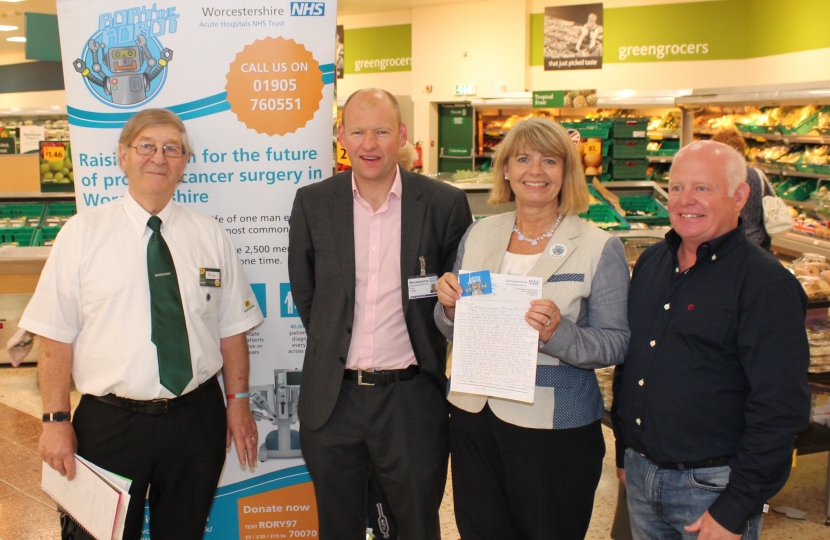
[
  {"left": 465, "top": 275, "right": 488, "bottom": 296},
  {"left": 73, "top": 34, "right": 173, "bottom": 106}
]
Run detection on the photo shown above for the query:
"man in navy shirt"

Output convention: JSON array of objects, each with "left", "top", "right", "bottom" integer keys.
[{"left": 612, "top": 140, "right": 810, "bottom": 539}]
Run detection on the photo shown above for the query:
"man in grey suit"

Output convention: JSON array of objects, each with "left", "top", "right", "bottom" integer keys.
[{"left": 288, "top": 88, "right": 472, "bottom": 540}]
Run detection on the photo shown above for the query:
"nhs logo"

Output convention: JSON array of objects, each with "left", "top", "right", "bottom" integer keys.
[{"left": 290, "top": 2, "right": 325, "bottom": 16}]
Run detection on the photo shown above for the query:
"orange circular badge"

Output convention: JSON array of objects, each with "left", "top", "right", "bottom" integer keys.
[{"left": 226, "top": 37, "right": 323, "bottom": 136}]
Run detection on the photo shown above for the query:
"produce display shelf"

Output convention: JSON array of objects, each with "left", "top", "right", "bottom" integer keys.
[
  {"left": 757, "top": 165, "right": 830, "bottom": 181},
  {"left": 0, "top": 192, "right": 76, "bottom": 201},
  {"left": 696, "top": 130, "right": 830, "bottom": 145},
  {"left": 647, "top": 155, "right": 675, "bottom": 163},
  {"left": 648, "top": 130, "right": 680, "bottom": 139}
]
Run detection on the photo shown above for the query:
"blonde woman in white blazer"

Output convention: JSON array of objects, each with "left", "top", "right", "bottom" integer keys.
[{"left": 435, "top": 117, "right": 630, "bottom": 540}]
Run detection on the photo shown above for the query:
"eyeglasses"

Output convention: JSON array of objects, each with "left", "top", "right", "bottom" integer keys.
[{"left": 129, "top": 143, "right": 184, "bottom": 158}]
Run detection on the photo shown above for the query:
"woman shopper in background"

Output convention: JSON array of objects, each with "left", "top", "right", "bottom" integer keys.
[{"left": 711, "top": 128, "right": 772, "bottom": 249}]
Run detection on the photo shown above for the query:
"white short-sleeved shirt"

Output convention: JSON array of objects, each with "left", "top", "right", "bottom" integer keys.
[{"left": 20, "top": 193, "right": 264, "bottom": 400}]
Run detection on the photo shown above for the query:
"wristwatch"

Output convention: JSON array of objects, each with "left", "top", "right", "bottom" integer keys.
[{"left": 42, "top": 412, "right": 71, "bottom": 422}]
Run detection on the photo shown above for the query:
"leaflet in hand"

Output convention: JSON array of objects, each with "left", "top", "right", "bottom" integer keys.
[
  {"left": 450, "top": 272, "right": 542, "bottom": 403},
  {"left": 41, "top": 455, "right": 131, "bottom": 540}
]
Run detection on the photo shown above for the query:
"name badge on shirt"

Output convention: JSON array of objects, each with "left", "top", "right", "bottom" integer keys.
[
  {"left": 408, "top": 255, "right": 437, "bottom": 299},
  {"left": 200, "top": 267, "right": 222, "bottom": 287},
  {"left": 408, "top": 275, "right": 438, "bottom": 299}
]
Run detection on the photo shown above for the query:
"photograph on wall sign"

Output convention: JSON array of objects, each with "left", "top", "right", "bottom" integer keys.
[{"left": 544, "top": 3, "right": 603, "bottom": 71}]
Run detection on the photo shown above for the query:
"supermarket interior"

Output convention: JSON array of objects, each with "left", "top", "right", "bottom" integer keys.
[{"left": 3, "top": 0, "right": 830, "bottom": 538}]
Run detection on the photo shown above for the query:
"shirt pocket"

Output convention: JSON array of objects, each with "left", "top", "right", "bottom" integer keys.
[
  {"left": 186, "top": 264, "right": 220, "bottom": 323},
  {"left": 673, "top": 303, "right": 734, "bottom": 349}
]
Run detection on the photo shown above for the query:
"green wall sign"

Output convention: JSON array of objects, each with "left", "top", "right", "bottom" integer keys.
[
  {"left": 533, "top": 91, "right": 565, "bottom": 108},
  {"left": 344, "top": 24, "right": 412, "bottom": 75},
  {"left": 530, "top": 0, "right": 830, "bottom": 66}
]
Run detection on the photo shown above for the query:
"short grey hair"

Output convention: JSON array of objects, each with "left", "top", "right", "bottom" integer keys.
[
  {"left": 673, "top": 140, "right": 747, "bottom": 195},
  {"left": 119, "top": 108, "right": 194, "bottom": 156}
]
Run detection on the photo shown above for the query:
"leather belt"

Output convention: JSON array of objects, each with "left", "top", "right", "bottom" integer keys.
[
  {"left": 86, "top": 375, "right": 218, "bottom": 415},
  {"left": 344, "top": 365, "right": 420, "bottom": 386},
  {"left": 648, "top": 455, "right": 732, "bottom": 471}
]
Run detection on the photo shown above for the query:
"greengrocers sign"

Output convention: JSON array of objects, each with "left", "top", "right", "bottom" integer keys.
[
  {"left": 531, "top": 0, "right": 830, "bottom": 65},
  {"left": 603, "top": 0, "right": 743, "bottom": 64},
  {"left": 345, "top": 24, "right": 412, "bottom": 74}
]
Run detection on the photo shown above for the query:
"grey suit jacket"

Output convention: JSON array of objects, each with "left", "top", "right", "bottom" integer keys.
[{"left": 288, "top": 169, "right": 472, "bottom": 430}]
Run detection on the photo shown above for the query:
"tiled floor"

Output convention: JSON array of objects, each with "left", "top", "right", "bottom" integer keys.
[{"left": 1, "top": 364, "right": 828, "bottom": 539}]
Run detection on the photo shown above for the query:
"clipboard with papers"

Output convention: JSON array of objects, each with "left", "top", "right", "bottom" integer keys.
[{"left": 41, "top": 455, "right": 132, "bottom": 540}]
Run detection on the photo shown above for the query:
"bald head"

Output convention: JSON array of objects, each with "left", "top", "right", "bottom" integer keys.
[
  {"left": 672, "top": 140, "right": 747, "bottom": 195},
  {"left": 667, "top": 140, "right": 750, "bottom": 248},
  {"left": 342, "top": 88, "right": 402, "bottom": 128}
]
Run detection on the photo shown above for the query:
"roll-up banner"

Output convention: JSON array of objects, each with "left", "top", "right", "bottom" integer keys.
[{"left": 55, "top": 1, "right": 335, "bottom": 537}]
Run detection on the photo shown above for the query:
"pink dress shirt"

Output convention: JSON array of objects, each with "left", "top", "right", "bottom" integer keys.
[{"left": 346, "top": 169, "right": 418, "bottom": 370}]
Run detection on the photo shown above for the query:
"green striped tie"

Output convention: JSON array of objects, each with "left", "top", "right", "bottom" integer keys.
[{"left": 147, "top": 216, "right": 192, "bottom": 396}]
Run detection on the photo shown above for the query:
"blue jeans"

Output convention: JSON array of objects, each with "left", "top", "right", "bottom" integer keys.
[{"left": 624, "top": 449, "right": 763, "bottom": 540}]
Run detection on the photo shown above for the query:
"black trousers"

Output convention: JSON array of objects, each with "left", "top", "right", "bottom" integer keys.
[
  {"left": 449, "top": 404, "right": 605, "bottom": 540},
  {"left": 300, "top": 374, "right": 449, "bottom": 540},
  {"left": 367, "top": 467, "right": 398, "bottom": 540},
  {"left": 61, "top": 381, "right": 227, "bottom": 540}
]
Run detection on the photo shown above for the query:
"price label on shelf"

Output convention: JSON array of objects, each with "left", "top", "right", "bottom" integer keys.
[
  {"left": 43, "top": 146, "right": 66, "bottom": 162},
  {"left": 584, "top": 141, "right": 601, "bottom": 155},
  {"left": 225, "top": 37, "right": 324, "bottom": 137}
]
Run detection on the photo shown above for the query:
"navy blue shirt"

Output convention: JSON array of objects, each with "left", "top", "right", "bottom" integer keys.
[{"left": 612, "top": 224, "right": 811, "bottom": 534}]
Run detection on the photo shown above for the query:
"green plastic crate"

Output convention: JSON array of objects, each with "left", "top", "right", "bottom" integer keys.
[
  {"left": 34, "top": 227, "right": 62, "bottom": 246},
  {"left": 774, "top": 178, "right": 797, "bottom": 197},
  {"left": 780, "top": 111, "right": 820, "bottom": 135},
  {"left": 751, "top": 125, "right": 778, "bottom": 135},
  {"left": 562, "top": 121, "right": 611, "bottom": 139},
  {"left": 43, "top": 202, "right": 77, "bottom": 227},
  {"left": 0, "top": 227, "right": 37, "bottom": 246},
  {"left": 45, "top": 202, "right": 77, "bottom": 218},
  {"left": 779, "top": 179, "right": 816, "bottom": 201},
  {"left": 587, "top": 185, "right": 608, "bottom": 208},
  {"left": 657, "top": 139, "right": 680, "bottom": 156},
  {"left": 796, "top": 162, "right": 816, "bottom": 174},
  {"left": 579, "top": 204, "right": 630, "bottom": 230},
  {"left": 0, "top": 203, "right": 45, "bottom": 228},
  {"left": 618, "top": 196, "right": 670, "bottom": 226},
  {"left": 610, "top": 159, "right": 649, "bottom": 180},
  {"left": 610, "top": 138, "right": 648, "bottom": 159},
  {"left": 610, "top": 118, "right": 648, "bottom": 138}
]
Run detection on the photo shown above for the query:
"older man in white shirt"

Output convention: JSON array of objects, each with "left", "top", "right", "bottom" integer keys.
[{"left": 21, "top": 109, "right": 263, "bottom": 540}]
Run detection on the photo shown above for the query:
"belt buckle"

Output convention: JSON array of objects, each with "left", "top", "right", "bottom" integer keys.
[
  {"left": 150, "top": 397, "right": 170, "bottom": 414},
  {"left": 357, "top": 369, "right": 375, "bottom": 386}
]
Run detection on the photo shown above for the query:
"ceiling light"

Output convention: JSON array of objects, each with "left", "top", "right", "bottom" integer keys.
[
  {"left": 0, "top": 25, "right": 19, "bottom": 31},
  {"left": 6, "top": 36, "right": 25, "bottom": 42}
]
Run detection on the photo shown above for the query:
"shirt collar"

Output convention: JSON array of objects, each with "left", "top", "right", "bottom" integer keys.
[
  {"left": 665, "top": 219, "right": 746, "bottom": 262},
  {"left": 123, "top": 191, "right": 176, "bottom": 238},
  {"left": 351, "top": 166, "right": 403, "bottom": 202}
]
